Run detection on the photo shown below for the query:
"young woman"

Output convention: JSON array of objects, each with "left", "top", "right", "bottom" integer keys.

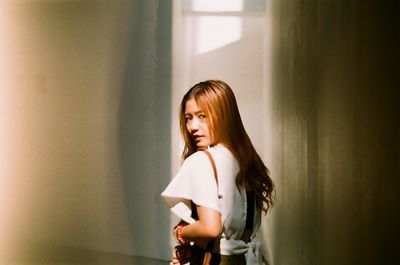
[{"left": 162, "top": 80, "right": 274, "bottom": 265}]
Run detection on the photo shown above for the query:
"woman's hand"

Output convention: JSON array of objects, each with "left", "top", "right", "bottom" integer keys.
[
  {"left": 170, "top": 257, "right": 180, "bottom": 265},
  {"left": 171, "top": 244, "right": 192, "bottom": 265}
]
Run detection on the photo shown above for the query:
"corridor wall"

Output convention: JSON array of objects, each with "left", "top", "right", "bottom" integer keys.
[
  {"left": 0, "top": 0, "right": 172, "bottom": 262},
  {"left": 265, "top": 0, "right": 398, "bottom": 264}
]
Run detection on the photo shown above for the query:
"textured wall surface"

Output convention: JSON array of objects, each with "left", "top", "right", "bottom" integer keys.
[
  {"left": 267, "top": 0, "right": 399, "bottom": 264},
  {"left": 0, "top": 0, "right": 172, "bottom": 262}
]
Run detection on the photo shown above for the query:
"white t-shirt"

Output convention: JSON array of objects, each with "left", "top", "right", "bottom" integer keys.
[{"left": 161, "top": 144, "right": 265, "bottom": 264}]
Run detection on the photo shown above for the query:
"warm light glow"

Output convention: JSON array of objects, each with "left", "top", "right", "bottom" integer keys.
[
  {"left": 0, "top": 3, "right": 18, "bottom": 260},
  {"left": 0, "top": 3, "right": 10, "bottom": 258},
  {"left": 194, "top": 16, "right": 242, "bottom": 54}
]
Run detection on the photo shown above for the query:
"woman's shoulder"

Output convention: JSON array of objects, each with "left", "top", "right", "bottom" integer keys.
[
  {"left": 182, "top": 144, "right": 235, "bottom": 167},
  {"left": 185, "top": 149, "right": 207, "bottom": 162},
  {"left": 181, "top": 150, "right": 210, "bottom": 171},
  {"left": 209, "top": 144, "right": 236, "bottom": 162},
  {"left": 185, "top": 144, "right": 228, "bottom": 159}
]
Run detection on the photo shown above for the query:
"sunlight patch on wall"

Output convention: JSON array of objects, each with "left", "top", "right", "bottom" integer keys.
[
  {"left": 183, "top": 0, "right": 265, "bottom": 12},
  {"left": 185, "top": 0, "right": 244, "bottom": 12},
  {"left": 194, "top": 16, "right": 242, "bottom": 55}
]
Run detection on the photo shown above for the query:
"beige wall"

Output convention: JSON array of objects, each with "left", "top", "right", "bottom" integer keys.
[{"left": 1, "top": 0, "right": 172, "bottom": 262}]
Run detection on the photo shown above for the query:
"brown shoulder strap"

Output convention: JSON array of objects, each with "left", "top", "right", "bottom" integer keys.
[
  {"left": 203, "top": 149, "right": 220, "bottom": 253},
  {"left": 203, "top": 150, "right": 218, "bottom": 187}
]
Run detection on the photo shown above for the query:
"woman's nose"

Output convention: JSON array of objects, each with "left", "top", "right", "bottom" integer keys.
[{"left": 188, "top": 118, "right": 199, "bottom": 132}]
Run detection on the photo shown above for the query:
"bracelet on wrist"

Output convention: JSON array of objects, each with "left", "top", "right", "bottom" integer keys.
[{"left": 173, "top": 224, "right": 188, "bottom": 245}]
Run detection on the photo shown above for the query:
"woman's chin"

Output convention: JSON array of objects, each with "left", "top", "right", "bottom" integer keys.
[{"left": 196, "top": 142, "right": 209, "bottom": 150}]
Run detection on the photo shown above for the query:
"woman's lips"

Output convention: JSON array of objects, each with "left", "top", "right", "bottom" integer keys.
[{"left": 193, "top": 135, "right": 204, "bottom": 142}]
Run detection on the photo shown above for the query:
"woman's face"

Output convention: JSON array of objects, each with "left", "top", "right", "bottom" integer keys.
[{"left": 184, "top": 98, "right": 213, "bottom": 149}]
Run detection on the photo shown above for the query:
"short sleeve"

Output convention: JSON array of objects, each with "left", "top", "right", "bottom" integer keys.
[{"left": 161, "top": 151, "right": 220, "bottom": 223}]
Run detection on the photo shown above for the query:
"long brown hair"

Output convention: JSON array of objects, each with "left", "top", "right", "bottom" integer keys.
[{"left": 179, "top": 80, "right": 275, "bottom": 213}]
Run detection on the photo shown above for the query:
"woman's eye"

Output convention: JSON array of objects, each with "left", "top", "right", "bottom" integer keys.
[
  {"left": 185, "top": 116, "right": 192, "bottom": 121},
  {"left": 198, "top": 114, "right": 206, "bottom": 119}
]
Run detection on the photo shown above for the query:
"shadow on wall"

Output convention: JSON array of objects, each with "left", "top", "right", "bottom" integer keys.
[
  {"left": 269, "top": 0, "right": 399, "bottom": 264},
  {"left": 117, "top": 0, "right": 172, "bottom": 261}
]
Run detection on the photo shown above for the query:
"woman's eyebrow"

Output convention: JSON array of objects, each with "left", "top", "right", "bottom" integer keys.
[{"left": 185, "top": 110, "right": 204, "bottom": 115}]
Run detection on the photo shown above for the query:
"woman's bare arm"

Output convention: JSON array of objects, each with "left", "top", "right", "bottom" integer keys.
[{"left": 179, "top": 205, "right": 221, "bottom": 247}]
